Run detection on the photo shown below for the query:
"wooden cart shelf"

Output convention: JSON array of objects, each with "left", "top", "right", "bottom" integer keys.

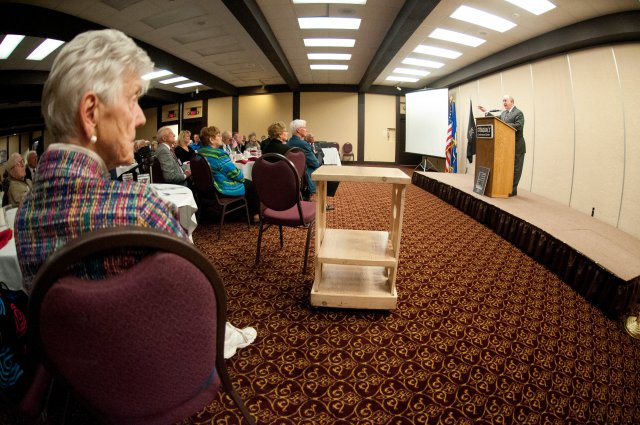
[{"left": 310, "top": 166, "right": 411, "bottom": 310}]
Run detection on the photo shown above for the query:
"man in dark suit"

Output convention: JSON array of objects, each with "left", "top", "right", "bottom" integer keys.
[{"left": 479, "top": 95, "right": 525, "bottom": 196}]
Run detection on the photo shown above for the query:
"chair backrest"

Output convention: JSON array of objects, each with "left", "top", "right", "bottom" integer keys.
[
  {"left": 190, "top": 154, "right": 216, "bottom": 197},
  {"left": 285, "top": 147, "right": 306, "bottom": 183},
  {"left": 29, "top": 227, "right": 230, "bottom": 425},
  {"left": 253, "top": 154, "right": 301, "bottom": 213},
  {"left": 150, "top": 156, "right": 165, "bottom": 183},
  {"left": 343, "top": 142, "right": 353, "bottom": 154}
]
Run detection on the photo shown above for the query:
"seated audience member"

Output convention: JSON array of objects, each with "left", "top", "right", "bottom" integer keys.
[
  {"left": 197, "top": 126, "right": 260, "bottom": 221},
  {"left": 288, "top": 119, "right": 321, "bottom": 198},
  {"left": 221, "top": 130, "right": 233, "bottom": 157},
  {"left": 156, "top": 126, "right": 191, "bottom": 185},
  {"left": 5, "top": 153, "right": 33, "bottom": 207},
  {"left": 25, "top": 150, "right": 38, "bottom": 181},
  {"left": 9, "top": 30, "right": 256, "bottom": 405},
  {"left": 245, "top": 132, "right": 260, "bottom": 150},
  {"left": 175, "top": 130, "right": 195, "bottom": 164},
  {"left": 232, "top": 132, "right": 244, "bottom": 154},
  {"left": 305, "top": 132, "right": 338, "bottom": 210},
  {"left": 263, "top": 121, "right": 291, "bottom": 156},
  {"left": 134, "top": 139, "right": 153, "bottom": 174},
  {"left": 191, "top": 133, "right": 202, "bottom": 152}
]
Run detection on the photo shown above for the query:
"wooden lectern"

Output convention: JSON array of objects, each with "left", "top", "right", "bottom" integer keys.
[{"left": 475, "top": 116, "right": 515, "bottom": 198}]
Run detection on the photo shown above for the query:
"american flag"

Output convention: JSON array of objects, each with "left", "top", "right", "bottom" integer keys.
[{"left": 445, "top": 100, "right": 457, "bottom": 173}]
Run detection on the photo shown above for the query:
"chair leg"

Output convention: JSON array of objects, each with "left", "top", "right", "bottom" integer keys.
[
  {"left": 279, "top": 225, "right": 283, "bottom": 248},
  {"left": 255, "top": 222, "right": 264, "bottom": 265},
  {"left": 218, "top": 364, "right": 256, "bottom": 425},
  {"left": 218, "top": 206, "right": 227, "bottom": 239},
  {"left": 303, "top": 224, "right": 312, "bottom": 274},
  {"left": 244, "top": 201, "right": 251, "bottom": 229}
]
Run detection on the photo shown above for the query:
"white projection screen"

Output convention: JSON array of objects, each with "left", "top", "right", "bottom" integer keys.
[{"left": 405, "top": 88, "right": 449, "bottom": 157}]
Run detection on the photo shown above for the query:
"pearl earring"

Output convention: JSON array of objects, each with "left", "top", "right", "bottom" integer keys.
[{"left": 90, "top": 135, "right": 97, "bottom": 144}]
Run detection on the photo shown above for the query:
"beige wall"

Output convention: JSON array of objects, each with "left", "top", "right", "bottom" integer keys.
[
  {"left": 364, "top": 93, "right": 395, "bottom": 162},
  {"left": 451, "top": 43, "right": 640, "bottom": 238},
  {"left": 238, "top": 93, "right": 293, "bottom": 139},
  {"left": 301, "top": 92, "right": 358, "bottom": 157},
  {"left": 137, "top": 107, "right": 158, "bottom": 141},
  {"left": 208, "top": 97, "right": 233, "bottom": 131}
]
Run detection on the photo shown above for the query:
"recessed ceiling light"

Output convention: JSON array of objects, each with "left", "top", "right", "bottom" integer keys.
[
  {"left": 429, "top": 28, "right": 485, "bottom": 47},
  {"left": 293, "top": 0, "right": 366, "bottom": 3},
  {"left": 307, "top": 53, "right": 352, "bottom": 60},
  {"left": 298, "top": 17, "right": 361, "bottom": 30},
  {"left": 304, "top": 38, "right": 356, "bottom": 47},
  {"left": 450, "top": 5, "right": 516, "bottom": 33},
  {"left": 159, "top": 76, "right": 189, "bottom": 84},
  {"left": 504, "top": 0, "right": 556, "bottom": 15},
  {"left": 402, "top": 58, "right": 444, "bottom": 69},
  {"left": 310, "top": 64, "right": 349, "bottom": 70},
  {"left": 392, "top": 68, "right": 430, "bottom": 77},
  {"left": 0, "top": 34, "right": 25, "bottom": 59},
  {"left": 142, "top": 70, "right": 173, "bottom": 80},
  {"left": 175, "top": 81, "right": 201, "bottom": 88},
  {"left": 26, "top": 39, "right": 65, "bottom": 61},
  {"left": 413, "top": 45, "right": 462, "bottom": 59},
  {"left": 386, "top": 76, "right": 419, "bottom": 83}
]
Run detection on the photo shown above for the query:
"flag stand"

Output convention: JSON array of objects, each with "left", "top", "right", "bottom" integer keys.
[{"left": 414, "top": 156, "right": 439, "bottom": 172}]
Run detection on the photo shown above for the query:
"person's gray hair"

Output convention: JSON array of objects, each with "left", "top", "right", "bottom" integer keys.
[
  {"left": 290, "top": 119, "right": 307, "bottom": 135},
  {"left": 24, "top": 150, "right": 37, "bottom": 161},
  {"left": 41, "top": 29, "right": 154, "bottom": 143},
  {"left": 156, "top": 126, "right": 173, "bottom": 143},
  {"left": 7, "top": 152, "right": 24, "bottom": 170},
  {"left": 221, "top": 131, "right": 232, "bottom": 142}
]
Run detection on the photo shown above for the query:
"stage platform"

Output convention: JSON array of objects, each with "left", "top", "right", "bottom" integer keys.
[{"left": 412, "top": 171, "right": 640, "bottom": 319}]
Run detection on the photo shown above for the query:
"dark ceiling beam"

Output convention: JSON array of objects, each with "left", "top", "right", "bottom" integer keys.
[
  {"left": 358, "top": 0, "right": 440, "bottom": 92},
  {"left": 429, "top": 10, "right": 640, "bottom": 89},
  {"left": 221, "top": 0, "right": 300, "bottom": 91},
  {"left": 3, "top": 2, "right": 238, "bottom": 96}
]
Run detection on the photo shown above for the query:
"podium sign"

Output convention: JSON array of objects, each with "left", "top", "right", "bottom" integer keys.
[{"left": 474, "top": 116, "right": 515, "bottom": 198}]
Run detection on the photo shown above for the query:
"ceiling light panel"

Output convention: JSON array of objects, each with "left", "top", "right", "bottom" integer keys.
[
  {"left": 392, "top": 67, "right": 430, "bottom": 77},
  {"left": 307, "top": 53, "right": 352, "bottom": 60},
  {"left": 141, "top": 69, "right": 173, "bottom": 80},
  {"left": 293, "top": 0, "right": 366, "bottom": 3},
  {"left": 450, "top": 5, "right": 516, "bottom": 32},
  {"left": 413, "top": 45, "right": 462, "bottom": 59},
  {"left": 26, "top": 39, "right": 64, "bottom": 61},
  {"left": 175, "top": 82, "right": 201, "bottom": 88},
  {"left": 429, "top": 28, "right": 486, "bottom": 47},
  {"left": 310, "top": 64, "right": 348, "bottom": 70},
  {"left": 159, "top": 76, "right": 188, "bottom": 84},
  {"left": 298, "top": 17, "right": 361, "bottom": 30},
  {"left": 0, "top": 34, "right": 25, "bottom": 59},
  {"left": 304, "top": 38, "right": 356, "bottom": 47},
  {"left": 386, "top": 76, "right": 419, "bottom": 83},
  {"left": 504, "top": 0, "right": 556, "bottom": 15},
  {"left": 402, "top": 57, "right": 444, "bottom": 69}
]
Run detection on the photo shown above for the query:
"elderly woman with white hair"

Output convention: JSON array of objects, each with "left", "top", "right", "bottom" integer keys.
[
  {"left": 9, "top": 28, "right": 255, "bottom": 402},
  {"left": 4, "top": 152, "right": 33, "bottom": 207}
]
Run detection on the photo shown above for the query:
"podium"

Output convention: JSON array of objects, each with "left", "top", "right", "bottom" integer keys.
[{"left": 475, "top": 116, "right": 515, "bottom": 198}]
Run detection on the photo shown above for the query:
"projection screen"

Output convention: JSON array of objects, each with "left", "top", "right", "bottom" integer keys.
[{"left": 405, "top": 88, "right": 449, "bottom": 157}]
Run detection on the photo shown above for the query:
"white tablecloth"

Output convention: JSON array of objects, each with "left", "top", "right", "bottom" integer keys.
[
  {"left": 321, "top": 148, "right": 342, "bottom": 166},
  {"left": 235, "top": 160, "right": 255, "bottom": 180},
  {"left": 0, "top": 208, "right": 23, "bottom": 291},
  {"left": 152, "top": 184, "right": 199, "bottom": 239}
]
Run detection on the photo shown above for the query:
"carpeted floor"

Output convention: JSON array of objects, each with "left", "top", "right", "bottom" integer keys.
[{"left": 186, "top": 175, "right": 640, "bottom": 424}]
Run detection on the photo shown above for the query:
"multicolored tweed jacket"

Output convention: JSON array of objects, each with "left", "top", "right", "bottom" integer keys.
[{"left": 15, "top": 143, "right": 186, "bottom": 293}]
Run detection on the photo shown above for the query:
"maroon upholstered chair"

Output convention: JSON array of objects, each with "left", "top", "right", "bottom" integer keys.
[
  {"left": 342, "top": 142, "right": 354, "bottom": 162},
  {"left": 28, "top": 227, "right": 255, "bottom": 425},
  {"left": 252, "top": 153, "right": 316, "bottom": 274},
  {"left": 190, "top": 153, "right": 250, "bottom": 239},
  {"left": 285, "top": 147, "right": 308, "bottom": 194}
]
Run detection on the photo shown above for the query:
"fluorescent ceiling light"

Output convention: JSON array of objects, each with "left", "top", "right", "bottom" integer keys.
[
  {"left": 504, "top": 0, "right": 556, "bottom": 15},
  {"left": 175, "top": 81, "right": 201, "bottom": 88},
  {"left": 451, "top": 5, "right": 516, "bottom": 32},
  {"left": 402, "top": 58, "right": 444, "bottom": 69},
  {"left": 307, "top": 53, "right": 352, "bottom": 60},
  {"left": 26, "top": 39, "right": 65, "bottom": 61},
  {"left": 413, "top": 45, "right": 462, "bottom": 59},
  {"left": 0, "top": 34, "right": 25, "bottom": 59},
  {"left": 159, "top": 76, "right": 188, "bottom": 84},
  {"left": 429, "top": 28, "right": 485, "bottom": 47},
  {"left": 392, "top": 67, "right": 430, "bottom": 77},
  {"left": 294, "top": 0, "right": 366, "bottom": 3},
  {"left": 298, "top": 17, "right": 361, "bottom": 30},
  {"left": 142, "top": 70, "right": 173, "bottom": 80},
  {"left": 386, "top": 76, "right": 419, "bottom": 83},
  {"left": 310, "top": 64, "right": 348, "bottom": 70},
  {"left": 304, "top": 38, "right": 355, "bottom": 47}
]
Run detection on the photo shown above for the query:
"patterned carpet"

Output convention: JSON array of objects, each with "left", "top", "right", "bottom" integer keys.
[{"left": 187, "top": 174, "right": 640, "bottom": 424}]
